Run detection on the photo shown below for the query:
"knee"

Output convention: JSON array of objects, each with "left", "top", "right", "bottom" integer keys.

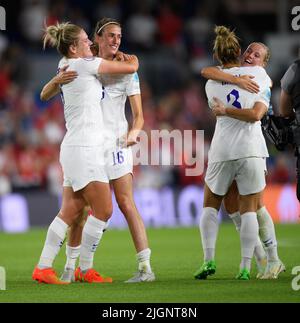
[
  {"left": 90, "top": 201, "right": 112, "bottom": 222},
  {"left": 103, "top": 198, "right": 113, "bottom": 219},
  {"left": 59, "top": 204, "right": 84, "bottom": 226},
  {"left": 99, "top": 201, "right": 113, "bottom": 221},
  {"left": 104, "top": 203, "right": 113, "bottom": 219}
]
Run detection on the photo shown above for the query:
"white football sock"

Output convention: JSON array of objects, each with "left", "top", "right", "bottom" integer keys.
[
  {"left": 240, "top": 212, "right": 259, "bottom": 270},
  {"left": 137, "top": 248, "right": 152, "bottom": 273},
  {"left": 65, "top": 245, "right": 81, "bottom": 270},
  {"left": 200, "top": 207, "right": 219, "bottom": 262},
  {"left": 229, "top": 211, "right": 266, "bottom": 262},
  {"left": 79, "top": 216, "right": 106, "bottom": 272},
  {"left": 38, "top": 217, "right": 68, "bottom": 269},
  {"left": 256, "top": 206, "right": 279, "bottom": 262}
]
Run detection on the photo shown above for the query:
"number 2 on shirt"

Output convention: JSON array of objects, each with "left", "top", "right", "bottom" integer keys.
[{"left": 227, "top": 89, "right": 241, "bottom": 109}]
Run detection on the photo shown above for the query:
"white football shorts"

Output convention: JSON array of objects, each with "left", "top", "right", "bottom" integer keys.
[
  {"left": 205, "top": 157, "right": 266, "bottom": 196},
  {"left": 60, "top": 145, "right": 109, "bottom": 191}
]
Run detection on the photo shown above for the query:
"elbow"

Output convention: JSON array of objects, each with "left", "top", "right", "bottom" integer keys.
[
  {"left": 131, "top": 56, "right": 139, "bottom": 73},
  {"left": 132, "top": 62, "right": 139, "bottom": 73},
  {"left": 40, "top": 91, "right": 46, "bottom": 102},
  {"left": 127, "top": 64, "right": 138, "bottom": 74},
  {"left": 252, "top": 113, "right": 262, "bottom": 122},
  {"left": 200, "top": 68, "right": 209, "bottom": 79}
]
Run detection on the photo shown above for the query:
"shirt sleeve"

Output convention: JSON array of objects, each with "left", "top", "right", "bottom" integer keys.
[
  {"left": 126, "top": 72, "right": 141, "bottom": 96},
  {"left": 252, "top": 67, "right": 271, "bottom": 107},
  {"left": 255, "top": 87, "right": 271, "bottom": 107},
  {"left": 281, "top": 62, "right": 299, "bottom": 94},
  {"left": 75, "top": 57, "right": 102, "bottom": 76}
]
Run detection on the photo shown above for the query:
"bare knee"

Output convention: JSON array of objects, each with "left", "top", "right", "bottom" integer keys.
[
  {"left": 59, "top": 202, "right": 85, "bottom": 226},
  {"left": 82, "top": 182, "right": 112, "bottom": 221}
]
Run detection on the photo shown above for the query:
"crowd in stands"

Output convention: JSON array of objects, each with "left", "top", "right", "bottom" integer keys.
[{"left": 0, "top": 0, "right": 297, "bottom": 195}]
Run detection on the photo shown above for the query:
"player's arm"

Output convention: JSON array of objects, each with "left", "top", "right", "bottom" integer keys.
[
  {"left": 40, "top": 65, "right": 78, "bottom": 101},
  {"left": 201, "top": 66, "right": 259, "bottom": 93},
  {"left": 99, "top": 55, "right": 139, "bottom": 74},
  {"left": 212, "top": 97, "right": 267, "bottom": 122},
  {"left": 279, "top": 89, "right": 294, "bottom": 118},
  {"left": 126, "top": 94, "right": 144, "bottom": 147}
]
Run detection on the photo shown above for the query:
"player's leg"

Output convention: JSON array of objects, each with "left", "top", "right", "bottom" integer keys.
[
  {"left": 112, "top": 174, "right": 155, "bottom": 282},
  {"left": 237, "top": 192, "right": 260, "bottom": 280},
  {"left": 257, "top": 197, "right": 285, "bottom": 279},
  {"left": 224, "top": 182, "right": 267, "bottom": 278},
  {"left": 194, "top": 183, "right": 223, "bottom": 279},
  {"left": 75, "top": 181, "right": 113, "bottom": 283},
  {"left": 194, "top": 161, "right": 235, "bottom": 279},
  {"left": 201, "top": 184, "right": 223, "bottom": 262},
  {"left": 235, "top": 157, "right": 265, "bottom": 280},
  {"left": 224, "top": 181, "right": 241, "bottom": 229},
  {"left": 32, "top": 186, "right": 86, "bottom": 284},
  {"left": 60, "top": 207, "right": 88, "bottom": 282}
]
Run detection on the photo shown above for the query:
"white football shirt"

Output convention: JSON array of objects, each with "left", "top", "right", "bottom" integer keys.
[
  {"left": 205, "top": 66, "right": 271, "bottom": 163},
  {"left": 58, "top": 56, "right": 103, "bottom": 146},
  {"left": 99, "top": 72, "right": 141, "bottom": 148}
]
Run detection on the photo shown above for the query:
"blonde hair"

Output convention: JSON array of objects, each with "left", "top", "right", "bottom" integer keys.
[
  {"left": 43, "top": 22, "right": 82, "bottom": 57},
  {"left": 213, "top": 26, "right": 241, "bottom": 65},
  {"left": 250, "top": 42, "right": 271, "bottom": 66}
]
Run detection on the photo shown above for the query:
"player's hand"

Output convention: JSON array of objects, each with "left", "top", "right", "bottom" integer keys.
[
  {"left": 117, "top": 134, "right": 129, "bottom": 148},
  {"left": 118, "top": 130, "right": 139, "bottom": 148},
  {"left": 114, "top": 51, "right": 125, "bottom": 61},
  {"left": 236, "top": 75, "right": 259, "bottom": 93},
  {"left": 126, "top": 130, "right": 139, "bottom": 147},
  {"left": 212, "top": 97, "right": 226, "bottom": 116},
  {"left": 55, "top": 65, "right": 78, "bottom": 85},
  {"left": 120, "top": 52, "right": 137, "bottom": 62}
]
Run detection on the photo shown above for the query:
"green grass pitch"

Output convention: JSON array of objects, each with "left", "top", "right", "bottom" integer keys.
[{"left": 0, "top": 224, "right": 299, "bottom": 303}]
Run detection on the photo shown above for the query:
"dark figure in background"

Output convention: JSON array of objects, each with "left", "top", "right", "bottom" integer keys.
[{"left": 280, "top": 59, "right": 300, "bottom": 201}]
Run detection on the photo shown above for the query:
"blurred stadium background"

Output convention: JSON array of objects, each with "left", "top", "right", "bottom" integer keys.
[{"left": 0, "top": 0, "right": 300, "bottom": 233}]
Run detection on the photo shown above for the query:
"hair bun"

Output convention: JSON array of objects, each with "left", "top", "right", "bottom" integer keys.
[{"left": 215, "top": 25, "right": 231, "bottom": 37}]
